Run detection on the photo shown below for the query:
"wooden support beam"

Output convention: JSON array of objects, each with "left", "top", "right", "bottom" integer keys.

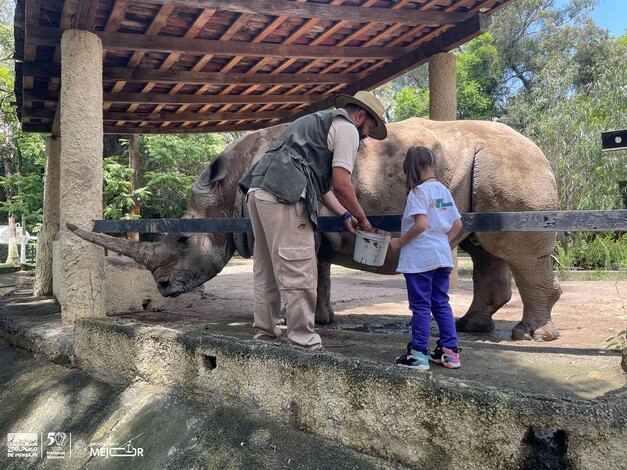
[
  {"left": 103, "top": 92, "right": 318, "bottom": 105},
  {"left": 27, "top": 26, "right": 409, "bottom": 60},
  {"left": 135, "top": 0, "right": 472, "bottom": 26},
  {"left": 104, "top": 109, "right": 285, "bottom": 123},
  {"left": 281, "top": 13, "right": 490, "bottom": 123},
  {"left": 23, "top": 61, "right": 363, "bottom": 85},
  {"left": 92, "top": 210, "right": 627, "bottom": 234},
  {"left": 102, "top": 68, "right": 362, "bottom": 85},
  {"left": 104, "top": 121, "right": 276, "bottom": 134}
]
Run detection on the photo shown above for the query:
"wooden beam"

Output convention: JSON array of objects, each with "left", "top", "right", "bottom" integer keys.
[
  {"left": 104, "top": 121, "right": 277, "bottom": 134},
  {"left": 21, "top": 108, "right": 55, "bottom": 120},
  {"left": 137, "top": 0, "right": 472, "bottom": 26},
  {"left": 21, "top": 124, "right": 52, "bottom": 133},
  {"left": 103, "top": 92, "right": 317, "bottom": 105},
  {"left": 23, "top": 61, "right": 363, "bottom": 86},
  {"left": 282, "top": 13, "right": 490, "bottom": 123},
  {"left": 104, "top": 109, "right": 286, "bottom": 123},
  {"left": 27, "top": 26, "right": 408, "bottom": 60},
  {"left": 103, "top": 68, "right": 362, "bottom": 85},
  {"left": 91, "top": 210, "right": 627, "bottom": 234},
  {"left": 359, "top": 13, "right": 492, "bottom": 89},
  {"left": 76, "top": 0, "right": 99, "bottom": 30},
  {"left": 23, "top": 88, "right": 60, "bottom": 102}
]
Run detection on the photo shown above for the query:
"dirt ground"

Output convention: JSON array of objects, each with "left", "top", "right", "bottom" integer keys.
[{"left": 116, "top": 258, "right": 627, "bottom": 401}]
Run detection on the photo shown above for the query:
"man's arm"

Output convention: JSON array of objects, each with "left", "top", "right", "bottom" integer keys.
[
  {"left": 321, "top": 191, "right": 359, "bottom": 233},
  {"left": 331, "top": 167, "right": 372, "bottom": 232}
]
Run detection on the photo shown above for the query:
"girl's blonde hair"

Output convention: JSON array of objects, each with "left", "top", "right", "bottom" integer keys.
[{"left": 403, "top": 146, "right": 436, "bottom": 194}]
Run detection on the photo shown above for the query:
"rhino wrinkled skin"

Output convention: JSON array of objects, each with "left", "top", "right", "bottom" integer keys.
[{"left": 69, "top": 118, "right": 562, "bottom": 341}]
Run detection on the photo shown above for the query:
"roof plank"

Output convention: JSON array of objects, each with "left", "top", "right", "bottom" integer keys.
[
  {"left": 27, "top": 26, "right": 409, "bottom": 59},
  {"left": 137, "top": 0, "right": 472, "bottom": 25}
]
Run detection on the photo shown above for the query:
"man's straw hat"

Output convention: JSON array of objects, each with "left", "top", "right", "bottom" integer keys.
[{"left": 334, "top": 91, "right": 387, "bottom": 140}]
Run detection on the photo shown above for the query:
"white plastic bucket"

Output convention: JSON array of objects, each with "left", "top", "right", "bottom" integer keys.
[{"left": 353, "top": 229, "right": 391, "bottom": 267}]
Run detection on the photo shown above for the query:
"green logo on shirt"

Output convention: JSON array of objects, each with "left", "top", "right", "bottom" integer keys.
[{"left": 431, "top": 198, "right": 453, "bottom": 210}]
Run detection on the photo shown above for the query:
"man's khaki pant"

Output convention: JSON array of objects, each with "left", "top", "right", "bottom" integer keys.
[{"left": 247, "top": 189, "right": 322, "bottom": 350}]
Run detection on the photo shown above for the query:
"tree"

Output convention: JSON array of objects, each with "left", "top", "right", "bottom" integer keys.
[
  {"left": 103, "top": 133, "right": 228, "bottom": 223},
  {"left": 491, "top": 0, "right": 600, "bottom": 93},
  {"left": 393, "top": 87, "right": 429, "bottom": 122},
  {"left": 455, "top": 33, "right": 505, "bottom": 120}
]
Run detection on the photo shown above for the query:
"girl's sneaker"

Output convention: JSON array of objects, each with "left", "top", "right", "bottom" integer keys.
[
  {"left": 395, "top": 343, "right": 430, "bottom": 371},
  {"left": 429, "top": 341, "right": 461, "bottom": 369}
]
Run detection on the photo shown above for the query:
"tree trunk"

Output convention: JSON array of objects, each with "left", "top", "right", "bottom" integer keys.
[
  {"left": 0, "top": 123, "right": 18, "bottom": 265},
  {"left": 127, "top": 135, "right": 141, "bottom": 242},
  {"left": 5, "top": 215, "right": 19, "bottom": 265}
]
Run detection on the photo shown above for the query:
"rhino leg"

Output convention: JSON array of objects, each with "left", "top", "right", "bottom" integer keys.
[
  {"left": 315, "top": 261, "right": 335, "bottom": 324},
  {"left": 509, "top": 255, "right": 561, "bottom": 341},
  {"left": 456, "top": 240, "right": 512, "bottom": 333}
]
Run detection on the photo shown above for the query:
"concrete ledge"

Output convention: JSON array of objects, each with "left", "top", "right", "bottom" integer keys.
[
  {"left": 73, "top": 317, "right": 627, "bottom": 470},
  {"left": 103, "top": 257, "right": 203, "bottom": 315},
  {"left": 0, "top": 290, "right": 72, "bottom": 365}
]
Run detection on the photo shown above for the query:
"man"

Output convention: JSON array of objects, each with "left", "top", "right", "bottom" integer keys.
[{"left": 239, "top": 91, "right": 387, "bottom": 351}]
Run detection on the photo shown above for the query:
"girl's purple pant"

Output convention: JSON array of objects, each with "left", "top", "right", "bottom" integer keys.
[{"left": 404, "top": 267, "right": 458, "bottom": 352}]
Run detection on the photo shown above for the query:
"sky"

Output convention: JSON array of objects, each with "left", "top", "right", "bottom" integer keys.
[
  {"left": 589, "top": 0, "right": 626, "bottom": 35},
  {"left": 557, "top": 0, "right": 626, "bottom": 36}
]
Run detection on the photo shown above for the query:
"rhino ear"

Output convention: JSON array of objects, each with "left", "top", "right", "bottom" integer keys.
[{"left": 197, "top": 154, "right": 231, "bottom": 189}]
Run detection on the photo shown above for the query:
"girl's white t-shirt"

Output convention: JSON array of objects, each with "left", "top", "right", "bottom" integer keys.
[{"left": 396, "top": 181, "right": 461, "bottom": 274}]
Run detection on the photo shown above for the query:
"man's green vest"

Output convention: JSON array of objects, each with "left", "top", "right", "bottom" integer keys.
[{"left": 239, "top": 109, "right": 354, "bottom": 227}]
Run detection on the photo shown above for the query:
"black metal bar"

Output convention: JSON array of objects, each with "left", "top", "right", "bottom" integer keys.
[
  {"left": 601, "top": 129, "right": 627, "bottom": 151},
  {"left": 92, "top": 210, "right": 627, "bottom": 234}
]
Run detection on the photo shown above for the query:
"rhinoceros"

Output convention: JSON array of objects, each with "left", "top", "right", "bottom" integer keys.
[{"left": 68, "top": 117, "right": 562, "bottom": 341}]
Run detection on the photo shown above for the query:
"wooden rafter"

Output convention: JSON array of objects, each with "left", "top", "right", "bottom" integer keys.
[{"left": 14, "top": 0, "right": 518, "bottom": 136}]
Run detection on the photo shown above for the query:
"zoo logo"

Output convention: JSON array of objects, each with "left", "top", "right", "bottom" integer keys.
[
  {"left": 7, "top": 433, "right": 39, "bottom": 458},
  {"left": 89, "top": 433, "right": 145, "bottom": 459},
  {"left": 430, "top": 198, "right": 453, "bottom": 210},
  {"left": 45, "top": 432, "right": 71, "bottom": 460}
]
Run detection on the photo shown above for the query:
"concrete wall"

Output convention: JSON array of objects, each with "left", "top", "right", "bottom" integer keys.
[
  {"left": 52, "top": 254, "right": 201, "bottom": 314},
  {"left": 73, "top": 318, "right": 627, "bottom": 470},
  {"left": 103, "top": 257, "right": 202, "bottom": 314}
]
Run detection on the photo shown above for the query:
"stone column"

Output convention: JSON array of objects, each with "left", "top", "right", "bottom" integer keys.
[
  {"left": 33, "top": 137, "right": 61, "bottom": 296},
  {"left": 429, "top": 53, "right": 459, "bottom": 287},
  {"left": 58, "top": 29, "right": 106, "bottom": 322}
]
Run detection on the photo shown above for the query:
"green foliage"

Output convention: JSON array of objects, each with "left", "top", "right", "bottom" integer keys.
[
  {"left": 103, "top": 157, "right": 145, "bottom": 220},
  {"left": 0, "top": 173, "right": 43, "bottom": 225},
  {"left": 103, "top": 134, "right": 228, "bottom": 220},
  {"left": 392, "top": 87, "right": 429, "bottom": 121},
  {"left": 455, "top": 33, "right": 505, "bottom": 119},
  {"left": 502, "top": 36, "right": 627, "bottom": 211},
  {"left": 554, "top": 233, "right": 627, "bottom": 271}
]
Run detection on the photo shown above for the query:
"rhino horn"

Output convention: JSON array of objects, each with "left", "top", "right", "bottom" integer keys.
[{"left": 65, "top": 223, "right": 155, "bottom": 268}]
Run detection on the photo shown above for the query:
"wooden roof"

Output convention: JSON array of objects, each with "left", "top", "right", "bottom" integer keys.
[{"left": 14, "top": 0, "right": 514, "bottom": 136}]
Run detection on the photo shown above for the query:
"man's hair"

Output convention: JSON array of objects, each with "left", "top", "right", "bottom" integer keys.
[
  {"left": 344, "top": 103, "right": 376, "bottom": 123},
  {"left": 403, "top": 146, "right": 437, "bottom": 194}
]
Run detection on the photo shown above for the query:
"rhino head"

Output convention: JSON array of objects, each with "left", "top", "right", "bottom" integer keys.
[{"left": 67, "top": 151, "right": 247, "bottom": 297}]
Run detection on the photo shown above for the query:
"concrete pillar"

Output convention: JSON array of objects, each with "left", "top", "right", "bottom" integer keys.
[
  {"left": 429, "top": 53, "right": 457, "bottom": 120},
  {"left": 429, "top": 53, "right": 459, "bottom": 287},
  {"left": 58, "top": 29, "right": 105, "bottom": 323},
  {"left": 33, "top": 137, "right": 61, "bottom": 296}
]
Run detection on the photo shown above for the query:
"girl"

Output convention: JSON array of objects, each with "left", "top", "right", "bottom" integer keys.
[{"left": 390, "top": 146, "right": 463, "bottom": 371}]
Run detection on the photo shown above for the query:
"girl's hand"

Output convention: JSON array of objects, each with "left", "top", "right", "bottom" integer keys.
[{"left": 389, "top": 238, "right": 402, "bottom": 251}]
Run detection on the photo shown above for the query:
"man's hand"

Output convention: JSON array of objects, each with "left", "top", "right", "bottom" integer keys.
[
  {"left": 357, "top": 216, "right": 372, "bottom": 233},
  {"left": 344, "top": 215, "right": 359, "bottom": 234}
]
